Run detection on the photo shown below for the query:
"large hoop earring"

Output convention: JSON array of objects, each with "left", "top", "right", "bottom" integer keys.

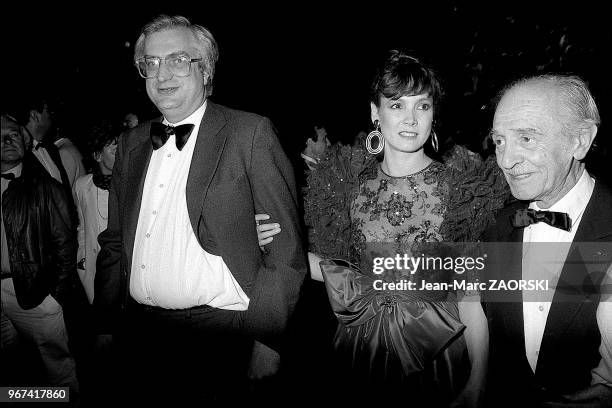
[
  {"left": 430, "top": 130, "right": 439, "bottom": 152},
  {"left": 366, "top": 120, "right": 384, "bottom": 155}
]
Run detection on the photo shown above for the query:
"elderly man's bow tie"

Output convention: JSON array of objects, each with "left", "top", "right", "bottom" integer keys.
[
  {"left": 511, "top": 208, "right": 572, "bottom": 232},
  {"left": 150, "top": 122, "right": 195, "bottom": 151},
  {"left": 1, "top": 173, "right": 15, "bottom": 181}
]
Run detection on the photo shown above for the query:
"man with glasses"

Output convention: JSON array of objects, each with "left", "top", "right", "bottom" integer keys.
[{"left": 94, "top": 15, "right": 306, "bottom": 404}]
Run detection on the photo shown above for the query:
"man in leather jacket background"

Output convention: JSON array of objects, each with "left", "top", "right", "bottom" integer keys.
[{"left": 1, "top": 113, "right": 80, "bottom": 397}]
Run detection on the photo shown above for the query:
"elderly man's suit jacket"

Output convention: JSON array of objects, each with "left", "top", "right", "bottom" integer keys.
[
  {"left": 94, "top": 101, "right": 307, "bottom": 349},
  {"left": 482, "top": 180, "right": 612, "bottom": 406}
]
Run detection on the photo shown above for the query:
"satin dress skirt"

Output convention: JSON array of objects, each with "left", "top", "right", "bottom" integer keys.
[{"left": 321, "top": 260, "right": 470, "bottom": 405}]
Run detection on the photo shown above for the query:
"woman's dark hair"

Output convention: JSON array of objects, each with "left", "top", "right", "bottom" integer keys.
[
  {"left": 88, "top": 120, "right": 121, "bottom": 156},
  {"left": 82, "top": 120, "right": 121, "bottom": 173},
  {"left": 369, "top": 50, "right": 443, "bottom": 107}
]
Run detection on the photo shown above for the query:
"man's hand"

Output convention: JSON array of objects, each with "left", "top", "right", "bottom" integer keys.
[{"left": 255, "top": 214, "right": 281, "bottom": 248}]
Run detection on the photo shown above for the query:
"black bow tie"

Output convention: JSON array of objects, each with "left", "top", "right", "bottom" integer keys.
[
  {"left": 1, "top": 173, "right": 15, "bottom": 180},
  {"left": 150, "top": 122, "right": 194, "bottom": 151},
  {"left": 511, "top": 208, "right": 572, "bottom": 232},
  {"left": 34, "top": 140, "right": 49, "bottom": 150}
]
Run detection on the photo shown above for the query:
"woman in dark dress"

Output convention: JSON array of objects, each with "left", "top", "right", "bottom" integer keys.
[{"left": 258, "top": 50, "right": 507, "bottom": 407}]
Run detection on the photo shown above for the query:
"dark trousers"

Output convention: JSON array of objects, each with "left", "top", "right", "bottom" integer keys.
[{"left": 114, "top": 301, "right": 253, "bottom": 406}]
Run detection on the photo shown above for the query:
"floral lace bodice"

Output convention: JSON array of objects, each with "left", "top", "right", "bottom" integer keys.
[
  {"left": 351, "top": 162, "right": 446, "bottom": 246},
  {"left": 304, "top": 144, "right": 510, "bottom": 265}
]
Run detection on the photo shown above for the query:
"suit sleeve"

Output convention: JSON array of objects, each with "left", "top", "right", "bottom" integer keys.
[
  {"left": 58, "top": 146, "right": 85, "bottom": 200},
  {"left": 592, "top": 264, "right": 612, "bottom": 387},
  {"left": 94, "top": 132, "right": 127, "bottom": 332},
  {"left": 244, "top": 117, "right": 307, "bottom": 349}
]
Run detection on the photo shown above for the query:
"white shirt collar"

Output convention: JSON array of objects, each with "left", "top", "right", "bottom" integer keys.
[
  {"left": 2, "top": 163, "right": 23, "bottom": 178},
  {"left": 531, "top": 169, "right": 595, "bottom": 222}
]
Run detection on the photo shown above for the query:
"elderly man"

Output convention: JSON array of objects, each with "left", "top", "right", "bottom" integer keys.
[
  {"left": 94, "top": 15, "right": 306, "bottom": 403},
  {"left": 1, "top": 113, "right": 79, "bottom": 396},
  {"left": 484, "top": 75, "right": 612, "bottom": 407}
]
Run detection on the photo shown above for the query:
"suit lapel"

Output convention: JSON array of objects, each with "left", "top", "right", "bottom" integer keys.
[
  {"left": 537, "top": 181, "right": 612, "bottom": 372},
  {"left": 185, "top": 102, "right": 228, "bottom": 239},
  {"left": 536, "top": 247, "right": 591, "bottom": 375},
  {"left": 573, "top": 181, "right": 612, "bottom": 243},
  {"left": 123, "top": 122, "right": 154, "bottom": 268}
]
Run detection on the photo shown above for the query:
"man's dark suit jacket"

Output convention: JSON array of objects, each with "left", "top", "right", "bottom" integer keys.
[
  {"left": 482, "top": 179, "right": 612, "bottom": 407},
  {"left": 94, "top": 101, "right": 307, "bottom": 350}
]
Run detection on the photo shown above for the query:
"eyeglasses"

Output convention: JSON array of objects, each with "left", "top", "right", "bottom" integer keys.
[{"left": 135, "top": 55, "right": 202, "bottom": 79}]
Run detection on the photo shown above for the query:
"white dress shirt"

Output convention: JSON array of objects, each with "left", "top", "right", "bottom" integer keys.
[
  {"left": 1, "top": 164, "right": 23, "bottom": 274},
  {"left": 522, "top": 170, "right": 604, "bottom": 374},
  {"left": 129, "top": 101, "right": 249, "bottom": 310}
]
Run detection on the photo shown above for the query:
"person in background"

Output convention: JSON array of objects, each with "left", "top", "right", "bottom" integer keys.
[
  {"left": 122, "top": 112, "right": 139, "bottom": 130},
  {"left": 74, "top": 121, "right": 120, "bottom": 304},
  {"left": 18, "top": 95, "right": 84, "bottom": 196},
  {"left": 1, "top": 113, "right": 80, "bottom": 400},
  {"left": 10, "top": 95, "right": 81, "bottom": 228},
  {"left": 257, "top": 50, "right": 509, "bottom": 407}
]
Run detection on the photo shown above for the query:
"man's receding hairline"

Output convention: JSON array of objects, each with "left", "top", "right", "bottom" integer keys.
[
  {"left": 499, "top": 82, "right": 561, "bottom": 113},
  {"left": 495, "top": 83, "right": 569, "bottom": 133},
  {"left": 143, "top": 26, "right": 201, "bottom": 53}
]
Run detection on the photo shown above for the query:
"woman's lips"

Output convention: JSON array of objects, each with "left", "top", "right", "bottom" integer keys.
[{"left": 399, "top": 131, "right": 418, "bottom": 137}]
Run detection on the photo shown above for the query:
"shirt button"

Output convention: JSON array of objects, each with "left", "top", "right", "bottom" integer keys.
[
  {"left": 167, "top": 154, "right": 172, "bottom": 158},
  {"left": 538, "top": 305, "right": 544, "bottom": 312},
  {"left": 141, "top": 264, "right": 145, "bottom": 269},
  {"left": 535, "top": 350, "right": 539, "bottom": 356},
  {"left": 93, "top": 248, "right": 97, "bottom": 253},
  {"left": 146, "top": 233, "right": 150, "bottom": 238},
  {"left": 146, "top": 296, "right": 151, "bottom": 301},
  {"left": 152, "top": 210, "right": 157, "bottom": 215},
  {"left": 159, "top": 184, "right": 164, "bottom": 188}
]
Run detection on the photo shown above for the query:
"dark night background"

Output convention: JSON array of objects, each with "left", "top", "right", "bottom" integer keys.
[{"left": 4, "top": 3, "right": 611, "bottom": 178}]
